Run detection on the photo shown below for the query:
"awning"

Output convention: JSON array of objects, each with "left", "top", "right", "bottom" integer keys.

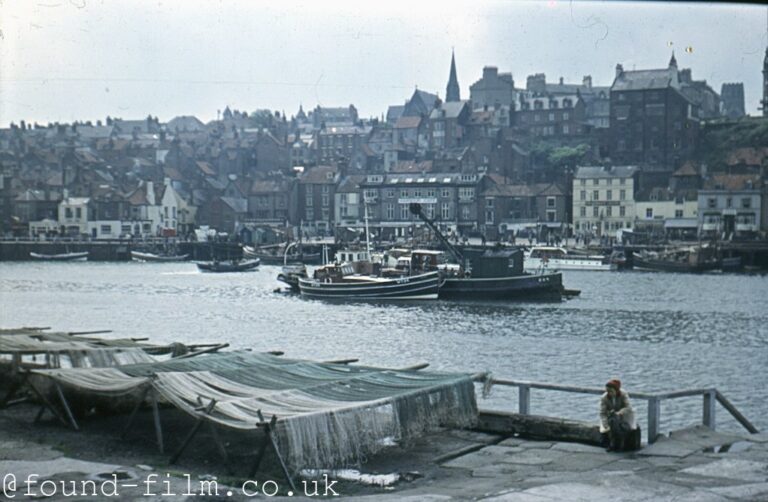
[{"left": 664, "top": 218, "right": 698, "bottom": 229}]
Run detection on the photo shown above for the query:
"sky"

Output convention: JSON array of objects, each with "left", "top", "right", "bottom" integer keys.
[{"left": 0, "top": 1, "right": 766, "bottom": 126}]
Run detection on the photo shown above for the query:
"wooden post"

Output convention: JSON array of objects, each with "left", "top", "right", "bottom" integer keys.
[
  {"left": 53, "top": 382, "right": 80, "bottom": 431},
  {"left": 648, "top": 397, "right": 661, "bottom": 444},
  {"left": 703, "top": 389, "right": 716, "bottom": 431},
  {"left": 26, "top": 378, "right": 70, "bottom": 428},
  {"left": 169, "top": 399, "right": 217, "bottom": 464},
  {"left": 150, "top": 389, "right": 164, "bottom": 453},
  {"left": 121, "top": 385, "right": 152, "bottom": 439},
  {"left": 519, "top": 385, "right": 530, "bottom": 415},
  {"left": 207, "top": 422, "right": 232, "bottom": 474},
  {"left": 256, "top": 410, "right": 297, "bottom": 494}
]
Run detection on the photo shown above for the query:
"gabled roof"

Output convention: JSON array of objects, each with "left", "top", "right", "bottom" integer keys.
[
  {"left": 612, "top": 68, "right": 678, "bottom": 92},
  {"left": 163, "top": 166, "right": 184, "bottom": 181},
  {"left": 219, "top": 196, "right": 248, "bottom": 214},
  {"left": 166, "top": 116, "right": 206, "bottom": 133},
  {"left": 533, "top": 183, "right": 565, "bottom": 196},
  {"left": 575, "top": 165, "right": 639, "bottom": 179},
  {"left": 386, "top": 105, "right": 405, "bottom": 123},
  {"left": 196, "top": 161, "right": 217, "bottom": 176},
  {"left": 391, "top": 160, "right": 433, "bottom": 173},
  {"left": 482, "top": 184, "right": 535, "bottom": 197},
  {"left": 336, "top": 175, "right": 365, "bottom": 193},
  {"left": 430, "top": 101, "right": 470, "bottom": 120}
]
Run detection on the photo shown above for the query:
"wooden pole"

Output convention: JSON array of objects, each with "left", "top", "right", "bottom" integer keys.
[
  {"left": 121, "top": 385, "right": 152, "bottom": 439},
  {"left": 703, "top": 389, "right": 716, "bottom": 431},
  {"left": 716, "top": 390, "right": 759, "bottom": 434},
  {"left": 169, "top": 399, "right": 217, "bottom": 464},
  {"left": 150, "top": 389, "right": 164, "bottom": 453},
  {"left": 648, "top": 397, "right": 661, "bottom": 444},
  {"left": 256, "top": 410, "right": 297, "bottom": 494},
  {"left": 207, "top": 422, "right": 231, "bottom": 474},
  {"left": 26, "top": 379, "right": 69, "bottom": 427},
  {"left": 173, "top": 343, "right": 229, "bottom": 360},
  {"left": 53, "top": 382, "right": 79, "bottom": 431}
]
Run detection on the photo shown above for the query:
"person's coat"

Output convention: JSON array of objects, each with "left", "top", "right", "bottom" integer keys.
[{"left": 599, "top": 389, "right": 637, "bottom": 433}]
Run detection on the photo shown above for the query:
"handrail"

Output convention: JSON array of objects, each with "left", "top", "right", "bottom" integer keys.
[{"left": 485, "top": 377, "right": 759, "bottom": 443}]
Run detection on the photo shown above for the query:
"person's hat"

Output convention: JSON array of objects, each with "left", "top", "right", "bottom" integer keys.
[{"left": 606, "top": 379, "right": 621, "bottom": 390}]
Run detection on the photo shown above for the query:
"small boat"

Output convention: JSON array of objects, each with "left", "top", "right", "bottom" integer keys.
[
  {"left": 197, "top": 259, "right": 260, "bottom": 273},
  {"left": 131, "top": 250, "right": 189, "bottom": 262},
  {"left": 30, "top": 251, "right": 89, "bottom": 261},
  {"left": 277, "top": 263, "right": 308, "bottom": 292},
  {"left": 244, "top": 244, "right": 322, "bottom": 265},
  {"left": 524, "top": 246, "right": 613, "bottom": 272}
]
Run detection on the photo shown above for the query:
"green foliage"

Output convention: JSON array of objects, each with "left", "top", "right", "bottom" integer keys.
[
  {"left": 697, "top": 118, "right": 768, "bottom": 167},
  {"left": 547, "top": 144, "right": 591, "bottom": 166}
]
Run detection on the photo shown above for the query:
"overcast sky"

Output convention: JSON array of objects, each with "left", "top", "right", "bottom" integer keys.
[{"left": 1, "top": 1, "right": 766, "bottom": 126}]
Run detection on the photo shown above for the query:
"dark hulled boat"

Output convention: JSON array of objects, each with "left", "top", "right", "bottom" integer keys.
[
  {"left": 30, "top": 251, "right": 89, "bottom": 261},
  {"left": 408, "top": 203, "right": 564, "bottom": 301},
  {"left": 632, "top": 247, "right": 720, "bottom": 273},
  {"left": 197, "top": 258, "right": 260, "bottom": 273}
]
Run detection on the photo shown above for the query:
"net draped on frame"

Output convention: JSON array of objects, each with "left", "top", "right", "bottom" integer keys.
[{"left": 33, "top": 352, "right": 479, "bottom": 471}]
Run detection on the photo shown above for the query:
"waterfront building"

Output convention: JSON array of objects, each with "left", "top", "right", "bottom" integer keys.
[
  {"left": 57, "top": 196, "right": 92, "bottom": 237},
  {"left": 634, "top": 187, "right": 699, "bottom": 240},
  {"left": 572, "top": 165, "right": 639, "bottom": 236},
  {"left": 334, "top": 175, "right": 365, "bottom": 230},
  {"left": 698, "top": 175, "right": 762, "bottom": 239},
  {"left": 298, "top": 165, "right": 338, "bottom": 237}
]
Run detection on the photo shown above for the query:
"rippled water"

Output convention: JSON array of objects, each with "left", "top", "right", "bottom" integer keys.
[{"left": 1, "top": 262, "right": 767, "bottom": 433}]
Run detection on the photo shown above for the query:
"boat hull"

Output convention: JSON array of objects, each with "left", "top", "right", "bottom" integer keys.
[
  {"left": 298, "top": 271, "right": 440, "bottom": 300},
  {"left": 30, "top": 252, "right": 89, "bottom": 261},
  {"left": 632, "top": 255, "right": 719, "bottom": 273},
  {"left": 524, "top": 257, "right": 612, "bottom": 272},
  {"left": 131, "top": 251, "right": 189, "bottom": 262},
  {"left": 197, "top": 259, "right": 260, "bottom": 272},
  {"left": 439, "top": 272, "right": 563, "bottom": 301}
]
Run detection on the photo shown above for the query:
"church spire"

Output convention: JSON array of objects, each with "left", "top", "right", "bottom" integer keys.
[
  {"left": 446, "top": 50, "right": 460, "bottom": 102},
  {"left": 668, "top": 50, "right": 678, "bottom": 68}
]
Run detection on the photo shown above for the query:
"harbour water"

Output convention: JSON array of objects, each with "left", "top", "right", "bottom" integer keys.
[{"left": 1, "top": 262, "right": 767, "bottom": 434}]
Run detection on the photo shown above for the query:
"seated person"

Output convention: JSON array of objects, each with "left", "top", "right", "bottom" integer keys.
[{"left": 599, "top": 379, "right": 637, "bottom": 452}]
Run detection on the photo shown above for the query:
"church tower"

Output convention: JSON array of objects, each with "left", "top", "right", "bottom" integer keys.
[{"left": 446, "top": 50, "right": 460, "bottom": 102}]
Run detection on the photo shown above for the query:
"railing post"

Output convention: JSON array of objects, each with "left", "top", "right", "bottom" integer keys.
[
  {"left": 703, "top": 389, "right": 716, "bottom": 431},
  {"left": 518, "top": 385, "right": 530, "bottom": 415},
  {"left": 648, "top": 397, "right": 661, "bottom": 444}
]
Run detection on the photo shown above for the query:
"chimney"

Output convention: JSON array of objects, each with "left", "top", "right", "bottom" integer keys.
[
  {"left": 583, "top": 75, "right": 592, "bottom": 88},
  {"left": 483, "top": 66, "right": 498, "bottom": 79},
  {"left": 559, "top": 77, "right": 564, "bottom": 85},
  {"left": 145, "top": 180, "right": 155, "bottom": 205},
  {"left": 615, "top": 64, "right": 624, "bottom": 79}
]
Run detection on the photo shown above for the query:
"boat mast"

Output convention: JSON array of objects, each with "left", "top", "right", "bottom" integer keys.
[{"left": 364, "top": 198, "right": 372, "bottom": 260}]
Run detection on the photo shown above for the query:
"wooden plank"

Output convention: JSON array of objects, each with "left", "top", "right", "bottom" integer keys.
[
  {"left": 703, "top": 390, "right": 716, "bottom": 431},
  {"left": 150, "top": 390, "right": 164, "bottom": 454},
  {"left": 475, "top": 409, "right": 602, "bottom": 445},
  {"left": 173, "top": 343, "right": 229, "bottom": 360},
  {"left": 518, "top": 385, "right": 530, "bottom": 415},
  {"left": 53, "top": 382, "right": 79, "bottom": 431}
]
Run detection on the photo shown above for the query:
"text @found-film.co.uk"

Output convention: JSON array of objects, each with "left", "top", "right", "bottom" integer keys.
[{"left": 2, "top": 472, "right": 341, "bottom": 498}]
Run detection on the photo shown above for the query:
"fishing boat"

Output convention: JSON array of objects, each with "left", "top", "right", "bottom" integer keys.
[
  {"left": 523, "top": 246, "right": 613, "bottom": 272},
  {"left": 30, "top": 251, "right": 89, "bottom": 261},
  {"left": 244, "top": 244, "right": 322, "bottom": 265},
  {"left": 297, "top": 263, "right": 440, "bottom": 300},
  {"left": 632, "top": 247, "right": 720, "bottom": 273},
  {"left": 197, "top": 258, "right": 260, "bottom": 273},
  {"left": 131, "top": 250, "right": 189, "bottom": 262},
  {"left": 408, "top": 203, "right": 564, "bottom": 301}
]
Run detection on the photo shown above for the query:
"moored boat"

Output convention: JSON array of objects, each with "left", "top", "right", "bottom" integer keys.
[
  {"left": 197, "top": 258, "right": 260, "bottom": 273},
  {"left": 524, "top": 246, "right": 613, "bottom": 272},
  {"left": 298, "top": 264, "right": 440, "bottom": 300},
  {"left": 408, "top": 203, "right": 565, "bottom": 301},
  {"left": 131, "top": 250, "right": 189, "bottom": 262},
  {"left": 30, "top": 251, "right": 89, "bottom": 261},
  {"left": 632, "top": 251, "right": 720, "bottom": 273}
]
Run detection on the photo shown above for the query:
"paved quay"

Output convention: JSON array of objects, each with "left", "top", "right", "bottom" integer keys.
[{"left": 1, "top": 418, "right": 766, "bottom": 500}]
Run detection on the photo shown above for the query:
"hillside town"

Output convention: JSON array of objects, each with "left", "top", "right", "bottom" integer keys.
[{"left": 2, "top": 51, "right": 767, "bottom": 246}]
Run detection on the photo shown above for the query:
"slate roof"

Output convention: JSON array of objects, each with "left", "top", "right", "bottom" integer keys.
[
  {"left": 575, "top": 165, "right": 639, "bottom": 179},
  {"left": 612, "top": 68, "right": 678, "bottom": 92},
  {"left": 166, "top": 116, "right": 206, "bottom": 132},
  {"left": 703, "top": 174, "right": 761, "bottom": 191},
  {"left": 300, "top": 165, "right": 337, "bottom": 184},
  {"left": 220, "top": 196, "right": 248, "bottom": 213},
  {"left": 673, "top": 162, "right": 699, "bottom": 177},
  {"left": 430, "top": 101, "right": 470, "bottom": 120},
  {"left": 395, "top": 116, "right": 422, "bottom": 129}
]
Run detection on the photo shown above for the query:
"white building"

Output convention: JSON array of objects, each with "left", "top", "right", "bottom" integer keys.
[
  {"left": 572, "top": 166, "right": 639, "bottom": 236},
  {"left": 58, "top": 197, "right": 91, "bottom": 237}
]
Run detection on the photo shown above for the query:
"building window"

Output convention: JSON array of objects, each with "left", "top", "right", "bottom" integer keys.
[
  {"left": 606, "top": 206, "right": 612, "bottom": 217},
  {"left": 580, "top": 206, "right": 586, "bottom": 217},
  {"left": 400, "top": 204, "right": 409, "bottom": 220},
  {"left": 306, "top": 208, "right": 314, "bottom": 220},
  {"left": 580, "top": 179, "right": 586, "bottom": 186},
  {"left": 386, "top": 189, "right": 395, "bottom": 198},
  {"left": 725, "top": 197, "right": 732, "bottom": 208},
  {"left": 742, "top": 198, "right": 751, "bottom": 209},
  {"left": 306, "top": 193, "right": 313, "bottom": 206},
  {"left": 580, "top": 191, "right": 586, "bottom": 201},
  {"left": 593, "top": 190, "right": 599, "bottom": 201},
  {"left": 486, "top": 198, "right": 494, "bottom": 208},
  {"left": 100, "top": 225, "right": 111, "bottom": 234},
  {"left": 563, "top": 125, "right": 569, "bottom": 135},
  {"left": 321, "top": 185, "right": 329, "bottom": 194},
  {"left": 459, "top": 187, "right": 475, "bottom": 200},
  {"left": 426, "top": 189, "right": 436, "bottom": 198},
  {"left": 322, "top": 194, "right": 329, "bottom": 207},
  {"left": 461, "top": 206, "right": 470, "bottom": 220},
  {"left": 548, "top": 113, "right": 555, "bottom": 121},
  {"left": 675, "top": 209, "right": 683, "bottom": 218},
  {"left": 485, "top": 210, "right": 494, "bottom": 224},
  {"left": 441, "top": 203, "right": 450, "bottom": 220},
  {"left": 620, "top": 206, "right": 625, "bottom": 217},
  {"left": 593, "top": 206, "right": 599, "bottom": 217},
  {"left": 75, "top": 208, "right": 82, "bottom": 219},
  {"left": 441, "top": 188, "right": 451, "bottom": 198},
  {"left": 593, "top": 179, "right": 599, "bottom": 186},
  {"left": 707, "top": 198, "right": 717, "bottom": 208},
  {"left": 547, "top": 197, "right": 556, "bottom": 208},
  {"left": 606, "top": 190, "right": 612, "bottom": 201},
  {"left": 386, "top": 203, "right": 394, "bottom": 220},
  {"left": 65, "top": 208, "right": 73, "bottom": 218},
  {"left": 646, "top": 208, "right": 653, "bottom": 219},
  {"left": 620, "top": 190, "right": 626, "bottom": 201}
]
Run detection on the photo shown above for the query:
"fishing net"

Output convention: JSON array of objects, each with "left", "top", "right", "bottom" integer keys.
[{"left": 32, "top": 352, "right": 479, "bottom": 471}]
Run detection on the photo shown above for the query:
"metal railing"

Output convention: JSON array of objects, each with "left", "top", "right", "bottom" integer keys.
[{"left": 488, "top": 378, "right": 759, "bottom": 443}]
